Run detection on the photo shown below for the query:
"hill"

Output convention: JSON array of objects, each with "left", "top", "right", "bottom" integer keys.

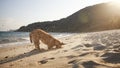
[{"left": 16, "top": 2, "right": 120, "bottom": 32}]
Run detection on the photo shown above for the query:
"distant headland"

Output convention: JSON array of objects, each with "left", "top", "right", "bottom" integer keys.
[{"left": 16, "top": 2, "right": 120, "bottom": 32}]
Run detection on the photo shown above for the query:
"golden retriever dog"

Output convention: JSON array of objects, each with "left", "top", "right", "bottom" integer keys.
[{"left": 30, "top": 29, "right": 64, "bottom": 50}]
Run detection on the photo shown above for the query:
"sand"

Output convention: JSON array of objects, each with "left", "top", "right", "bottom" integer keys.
[{"left": 0, "top": 30, "right": 120, "bottom": 68}]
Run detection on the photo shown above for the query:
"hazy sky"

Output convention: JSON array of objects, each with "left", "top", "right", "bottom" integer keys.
[{"left": 0, "top": 0, "right": 114, "bottom": 31}]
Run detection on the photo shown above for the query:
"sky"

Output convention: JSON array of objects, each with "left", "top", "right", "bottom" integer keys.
[{"left": 0, "top": 0, "right": 114, "bottom": 31}]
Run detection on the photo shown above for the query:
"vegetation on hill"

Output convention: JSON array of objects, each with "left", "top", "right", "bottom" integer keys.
[{"left": 16, "top": 3, "right": 120, "bottom": 32}]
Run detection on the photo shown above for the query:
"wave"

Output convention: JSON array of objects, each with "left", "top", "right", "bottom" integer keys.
[{"left": 0, "top": 38, "right": 29, "bottom": 44}]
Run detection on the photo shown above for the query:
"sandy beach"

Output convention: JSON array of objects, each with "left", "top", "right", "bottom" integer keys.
[{"left": 0, "top": 30, "right": 120, "bottom": 68}]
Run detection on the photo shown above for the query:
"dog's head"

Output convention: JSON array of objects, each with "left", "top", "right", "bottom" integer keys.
[
  {"left": 56, "top": 42, "right": 65, "bottom": 48},
  {"left": 60, "top": 42, "right": 65, "bottom": 45}
]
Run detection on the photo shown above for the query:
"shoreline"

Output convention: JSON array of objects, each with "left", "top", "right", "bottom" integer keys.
[
  {"left": 0, "top": 30, "right": 120, "bottom": 68},
  {"left": 0, "top": 41, "right": 30, "bottom": 48},
  {"left": 0, "top": 32, "right": 75, "bottom": 48}
]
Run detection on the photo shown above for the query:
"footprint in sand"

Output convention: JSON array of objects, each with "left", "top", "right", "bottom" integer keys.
[
  {"left": 38, "top": 60, "right": 48, "bottom": 64},
  {"left": 49, "top": 57, "right": 55, "bottom": 60},
  {"left": 5, "top": 56, "right": 9, "bottom": 58},
  {"left": 18, "top": 59, "right": 23, "bottom": 62},
  {"left": 9, "top": 64, "right": 14, "bottom": 66},
  {"left": 68, "top": 59, "right": 77, "bottom": 64},
  {"left": 84, "top": 43, "right": 93, "bottom": 47},
  {"left": 93, "top": 45, "right": 106, "bottom": 50},
  {"left": 82, "top": 61, "right": 100, "bottom": 68},
  {"left": 79, "top": 53, "right": 90, "bottom": 57},
  {"left": 101, "top": 53, "right": 120, "bottom": 63},
  {"left": 68, "top": 59, "right": 80, "bottom": 68},
  {"left": 71, "top": 45, "right": 83, "bottom": 50},
  {"left": 38, "top": 57, "right": 55, "bottom": 64},
  {"left": 63, "top": 50, "right": 68, "bottom": 52},
  {"left": 66, "top": 55, "right": 77, "bottom": 59}
]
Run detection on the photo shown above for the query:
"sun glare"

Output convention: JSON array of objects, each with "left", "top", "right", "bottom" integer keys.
[{"left": 109, "top": 0, "right": 120, "bottom": 7}]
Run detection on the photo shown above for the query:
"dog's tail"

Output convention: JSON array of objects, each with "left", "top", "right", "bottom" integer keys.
[{"left": 29, "top": 33, "right": 32, "bottom": 43}]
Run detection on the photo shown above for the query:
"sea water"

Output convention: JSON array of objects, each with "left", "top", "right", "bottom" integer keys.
[{"left": 0, "top": 31, "right": 75, "bottom": 47}]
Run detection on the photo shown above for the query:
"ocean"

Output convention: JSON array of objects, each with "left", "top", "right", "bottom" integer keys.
[{"left": 0, "top": 31, "right": 75, "bottom": 47}]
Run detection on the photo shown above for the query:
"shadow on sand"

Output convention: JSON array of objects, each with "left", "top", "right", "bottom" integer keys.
[{"left": 0, "top": 48, "right": 59, "bottom": 64}]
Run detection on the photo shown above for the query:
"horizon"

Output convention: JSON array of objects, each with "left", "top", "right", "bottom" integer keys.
[{"left": 0, "top": 0, "right": 114, "bottom": 31}]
